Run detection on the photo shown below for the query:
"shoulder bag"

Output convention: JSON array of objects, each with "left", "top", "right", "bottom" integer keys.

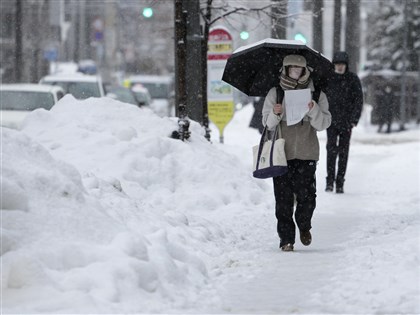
[
  {"left": 252, "top": 87, "right": 288, "bottom": 179},
  {"left": 252, "top": 123, "right": 288, "bottom": 179}
]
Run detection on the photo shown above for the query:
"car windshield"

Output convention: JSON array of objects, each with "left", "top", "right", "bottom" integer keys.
[
  {"left": 45, "top": 81, "right": 101, "bottom": 99},
  {"left": 0, "top": 91, "right": 55, "bottom": 110},
  {"left": 139, "top": 83, "right": 169, "bottom": 99},
  {"left": 108, "top": 87, "right": 137, "bottom": 105}
]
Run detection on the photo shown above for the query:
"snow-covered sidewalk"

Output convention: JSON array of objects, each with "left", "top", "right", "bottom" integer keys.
[
  {"left": 2, "top": 96, "right": 419, "bottom": 314},
  {"left": 204, "top": 107, "right": 419, "bottom": 314}
]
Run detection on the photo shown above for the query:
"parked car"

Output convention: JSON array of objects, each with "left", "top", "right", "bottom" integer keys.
[
  {"left": 77, "top": 59, "right": 97, "bottom": 75},
  {"left": 0, "top": 84, "right": 65, "bottom": 129},
  {"left": 105, "top": 85, "right": 138, "bottom": 106},
  {"left": 125, "top": 74, "right": 174, "bottom": 116},
  {"left": 131, "top": 84, "right": 152, "bottom": 107},
  {"left": 39, "top": 73, "right": 105, "bottom": 99}
]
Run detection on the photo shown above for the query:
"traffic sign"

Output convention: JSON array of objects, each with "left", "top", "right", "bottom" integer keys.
[
  {"left": 43, "top": 48, "right": 58, "bottom": 61},
  {"left": 208, "top": 27, "right": 233, "bottom": 61},
  {"left": 207, "top": 27, "right": 234, "bottom": 143}
]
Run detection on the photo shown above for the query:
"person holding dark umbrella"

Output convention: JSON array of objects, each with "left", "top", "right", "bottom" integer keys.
[
  {"left": 262, "top": 54, "right": 331, "bottom": 252},
  {"left": 324, "top": 51, "right": 364, "bottom": 194}
]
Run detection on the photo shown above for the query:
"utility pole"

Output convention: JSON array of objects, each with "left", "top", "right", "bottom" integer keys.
[
  {"left": 312, "top": 0, "right": 324, "bottom": 53},
  {"left": 345, "top": 0, "right": 360, "bottom": 72},
  {"left": 333, "top": 0, "right": 342, "bottom": 53},
  {"left": 174, "top": 0, "right": 190, "bottom": 141},
  {"left": 73, "top": 1, "right": 80, "bottom": 62},
  {"left": 15, "top": 0, "right": 23, "bottom": 82},
  {"left": 399, "top": 0, "right": 408, "bottom": 131},
  {"left": 184, "top": 0, "right": 203, "bottom": 124},
  {"left": 104, "top": 2, "right": 118, "bottom": 82}
]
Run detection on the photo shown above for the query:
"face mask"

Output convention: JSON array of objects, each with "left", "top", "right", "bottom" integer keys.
[{"left": 289, "top": 67, "right": 303, "bottom": 80}]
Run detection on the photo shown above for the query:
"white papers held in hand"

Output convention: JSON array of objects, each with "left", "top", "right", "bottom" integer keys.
[{"left": 284, "top": 88, "right": 311, "bottom": 126}]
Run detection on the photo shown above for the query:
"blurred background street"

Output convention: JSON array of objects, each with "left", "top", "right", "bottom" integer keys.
[{"left": 1, "top": 0, "right": 419, "bottom": 133}]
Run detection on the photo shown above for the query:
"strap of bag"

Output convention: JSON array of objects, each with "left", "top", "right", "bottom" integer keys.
[
  {"left": 255, "top": 124, "right": 279, "bottom": 170},
  {"left": 275, "top": 87, "right": 284, "bottom": 139},
  {"left": 312, "top": 85, "right": 321, "bottom": 103},
  {"left": 276, "top": 86, "right": 284, "bottom": 104}
]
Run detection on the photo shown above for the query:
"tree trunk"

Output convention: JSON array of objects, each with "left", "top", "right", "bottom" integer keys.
[
  {"left": 271, "top": 0, "right": 287, "bottom": 39},
  {"left": 333, "top": 0, "right": 342, "bottom": 53},
  {"left": 345, "top": 0, "right": 360, "bottom": 72},
  {"left": 312, "top": 0, "right": 324, "bottom": 53},
  {"left": 202, "top": 0, "right": 212, "bottom": 141},
  {"left": 174, "top": 0, "right": 187, "bottom": 117}
]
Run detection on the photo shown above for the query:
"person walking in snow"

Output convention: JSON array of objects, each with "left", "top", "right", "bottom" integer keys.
[
  {"left": 249, "top": 97, "right": 265, "bottom": 134},
  {"left": 262, "top": 54, "right": 331, "bottom": 252},
  {"left": 324, "top": 51, "right": 364, "bottom": 194},
  {"left": 376, "top": 84, "right": 394, "bottom": 134}
]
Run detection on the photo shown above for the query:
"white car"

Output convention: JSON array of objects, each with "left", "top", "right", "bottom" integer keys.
[
  {"left": 0, "top": 84, "right": 65, "bottom": 129},
  {"left": 126, "top": 75, "right": 174, "bottom": 116},
  {"left": 39, "top": 73, "right": 105, "bottom": 99}
]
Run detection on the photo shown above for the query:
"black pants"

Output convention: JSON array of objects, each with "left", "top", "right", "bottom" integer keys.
[
  {"left": 326, "top": 126, "right": 352, "bottom": 187},
  {"left": 273, "top": 159, "right": 317, "bottom": 246}
]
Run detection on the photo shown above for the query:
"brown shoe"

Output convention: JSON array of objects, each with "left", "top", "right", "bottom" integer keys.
[
  {"left": 300, "top": 230, "right": 312, "bottom": 246},
  {"left": 280, "top": 243, "right": 294, "bottom": 252}
]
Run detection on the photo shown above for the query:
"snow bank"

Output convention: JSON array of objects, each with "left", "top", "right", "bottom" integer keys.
[
  {"left": 2, "top": 94, "right": 419, "bottom": 314},
  {"left": 1, "top": 95, "right": 263, "bottom": 313}
]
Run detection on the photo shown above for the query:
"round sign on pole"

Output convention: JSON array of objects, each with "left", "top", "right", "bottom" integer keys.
[{"left": 207, "top": 27, "right": 234, "bottom": 143}]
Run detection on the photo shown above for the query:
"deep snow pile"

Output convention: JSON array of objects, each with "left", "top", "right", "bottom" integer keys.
[
  {"left": 1, "top": 95, "right": 265, "bottom": 313},
  {"left": 1, "top": 95, "right": 419, "bottom": 314}
]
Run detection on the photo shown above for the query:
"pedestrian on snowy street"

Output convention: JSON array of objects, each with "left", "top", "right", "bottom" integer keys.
[
  {"left": 376, "top": 84, "right": 394, "bottom": 133},
  {"left": 262, "top": 54, "right": 331, "bottom": 252},
  {"left": 324, "top": 51, "right": 363, "bottom": 194},
  {"left": 249, "top": 97, "right": 264, "bottom": 134}
]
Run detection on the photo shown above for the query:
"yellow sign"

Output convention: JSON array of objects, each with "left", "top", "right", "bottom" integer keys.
[
  {"left": 208, "top": 100, "right": 235, "bottom": 139},
  {"left": 122, "top": 79, "right": 131, "bottom": 88},
  {"left": 208, "top": 43, "right": 233, "bottom": 54}
]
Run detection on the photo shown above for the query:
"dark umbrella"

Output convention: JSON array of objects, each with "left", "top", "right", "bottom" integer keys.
[{"left": 222, "top": 39, "right": 334, "bottom": 97}]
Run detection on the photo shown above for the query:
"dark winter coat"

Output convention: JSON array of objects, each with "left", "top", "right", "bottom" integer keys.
[
  {"left": 249, "top": 97, "right": 264, "bottom": 134},
  {"left": 325, "top": 56, "right": 364, "bottom": 130}
]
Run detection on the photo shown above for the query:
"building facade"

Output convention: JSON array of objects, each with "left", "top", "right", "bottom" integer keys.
[{"left": 1, "top": 0, "right": 175, "bottom": 84}]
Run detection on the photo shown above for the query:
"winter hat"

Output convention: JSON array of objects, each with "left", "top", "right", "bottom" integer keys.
[
  {"left": 280, "top": 54, "right": 311, "bottom": 90},
  {"left": 281, "top": 54, "right": 310, "bottom": 80},
  {"left": 332, "top": 51, "right": 349, "bottom": 65},
  {"left": 282, "top": 54, "right": 307, "bottom": 68}
]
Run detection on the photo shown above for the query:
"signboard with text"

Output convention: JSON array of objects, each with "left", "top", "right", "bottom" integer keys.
[{"left": 207, "top": 27, "right": 234, "bottom": 143}]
